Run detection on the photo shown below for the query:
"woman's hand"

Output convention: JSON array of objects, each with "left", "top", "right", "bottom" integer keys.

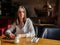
[{"left": 9, "top": 33, "right": 15, "bottom": 39}]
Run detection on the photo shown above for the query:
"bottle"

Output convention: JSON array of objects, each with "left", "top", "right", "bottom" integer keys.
[
  {"left": 38, "top": 19, "right": 41, "bottom": 24},
  {"left": 0, "top": 30, "right": 2, "bottom": 36}
]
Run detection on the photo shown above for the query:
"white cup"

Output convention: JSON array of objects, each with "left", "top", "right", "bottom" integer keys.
[{"left": 14, "top": 34, "right": 21, "bottom": 43}]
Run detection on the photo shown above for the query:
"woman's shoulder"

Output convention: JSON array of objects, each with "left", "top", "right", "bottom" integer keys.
[{"left": 26, "top": 18, "right": 31, "bottom": 21}]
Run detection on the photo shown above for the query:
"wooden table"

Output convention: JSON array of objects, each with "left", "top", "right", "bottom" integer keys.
[
  {"left": 34, "top": 24, "right": 55, "bottom": 26},
  {"left": 0, "top": 35, "right": 60, "bottom": 45}
]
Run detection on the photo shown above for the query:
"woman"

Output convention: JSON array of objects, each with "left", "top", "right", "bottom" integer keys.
[{"left": 5, "top": 6, "right": 35, "bottom": 39}]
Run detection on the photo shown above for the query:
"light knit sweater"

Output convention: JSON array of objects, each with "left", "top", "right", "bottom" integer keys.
[{"left": 5, "top": 18, "right": 35, "bottom": 37}]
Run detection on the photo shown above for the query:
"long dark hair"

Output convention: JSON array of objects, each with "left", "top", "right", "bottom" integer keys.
[{"left": 13, "top": 5, "right": 27, "bottom": 25}]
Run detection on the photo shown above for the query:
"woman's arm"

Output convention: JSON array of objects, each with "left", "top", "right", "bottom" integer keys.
[
  {"left": 26, "top": 18, "right": 35, "bottom": 37},
  {"left": 5, "top": 22, "right": 16, "bottom": 35}
]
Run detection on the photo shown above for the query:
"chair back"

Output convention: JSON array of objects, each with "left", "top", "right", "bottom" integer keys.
[{"left": 42, "top": 27, "right": 60, "bottom": 40}]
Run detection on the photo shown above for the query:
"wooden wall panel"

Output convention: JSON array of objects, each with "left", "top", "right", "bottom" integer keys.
[{"left": 57, "top": 0, "right": 60, "bottom": 26}]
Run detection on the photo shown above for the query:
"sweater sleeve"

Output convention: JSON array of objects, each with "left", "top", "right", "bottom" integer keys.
[
  {"left": 5, "top": 23, "right": 16, "bottom": 35},
  {"left": 26, "top": 18, "right": 35, "bottom": 37}
]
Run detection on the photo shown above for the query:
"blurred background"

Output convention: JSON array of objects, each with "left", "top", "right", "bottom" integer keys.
[{"left": 0, "top": 0, "right": 60, "bottom": 39}]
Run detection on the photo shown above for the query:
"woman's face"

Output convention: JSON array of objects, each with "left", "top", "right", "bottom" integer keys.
[{"left": 18, "top": 8, "right": 25, "bottom": 19}]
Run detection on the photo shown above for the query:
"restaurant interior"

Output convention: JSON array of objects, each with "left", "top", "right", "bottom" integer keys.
[{"left": 0, "top": 0, "right": 60, "bottom": 44}]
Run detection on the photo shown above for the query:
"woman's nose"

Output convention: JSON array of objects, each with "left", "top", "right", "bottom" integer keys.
[{"left": 20, "top": 12, "right": 23, "bottom": 15}]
